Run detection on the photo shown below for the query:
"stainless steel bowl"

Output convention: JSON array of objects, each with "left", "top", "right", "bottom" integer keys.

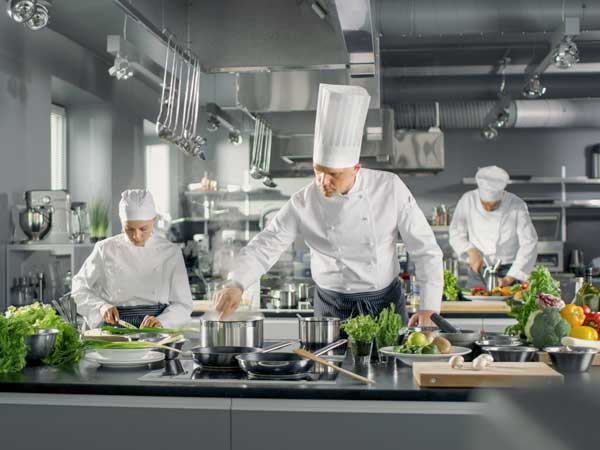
[
  {"left": 26, "top": 328, "right": 59, "bottom": 362},
  {"left": 544, "top": 346, "right": 598, "bottom": 373},
  {"left": 481, "top": 345, "right": 538, "bottom": 362},
  {"left": 19, "top": 208, "right": 52, "bottom": 241},
  {"left": 439, "top": 330, "right": 481, "bottom": 347},
  {"left": 478, "top": 332, "right": 523, "bottom": 346}
]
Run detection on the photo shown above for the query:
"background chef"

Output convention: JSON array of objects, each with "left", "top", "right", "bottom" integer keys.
[
  {"left": 449, "top": 166, "right": 538, "bottom": 289},
  {"left": 213, "top": 83, "right": 444, "bottom": 327},
  {"left": 72, "top": 189, "right": 192, "bottom": 329}
]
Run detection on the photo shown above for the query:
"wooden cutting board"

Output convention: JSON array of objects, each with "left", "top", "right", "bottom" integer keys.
[
  {"left": 537, "top": 351, "right": 600, "bottom": 366},
  {"left": 441, "top": 300, "right": 511, "bottom": 314},
  {"left": 413, "top": 362, "right": 563, "bottom": 388}
]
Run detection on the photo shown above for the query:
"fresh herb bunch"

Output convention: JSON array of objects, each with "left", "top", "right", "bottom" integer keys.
[
  {"left": 341, "top": 314, "right": 379, "bottom": 342},
  {"left": 505, "top": 266, "right": 561, "bottom": 336},
  {"left": 443, "top": 270, "right": 460, "bottom": 301},
  {"left": 375, "top": 304, "right": 403, "bottom": 348},
  {"left": 0, "top": 315, "right": 33, "bottom": 373}
]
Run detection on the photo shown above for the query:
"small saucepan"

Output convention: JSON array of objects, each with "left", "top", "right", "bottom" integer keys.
[
  {"left": 235, "top": 339, "right": 347, "bottom": 377},
  {"left": 190, "top": 341, "right": 294, "bottom": 370}
]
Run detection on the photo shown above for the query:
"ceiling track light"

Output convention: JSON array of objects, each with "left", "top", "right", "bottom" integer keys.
[
  {"left": 6, "top": 0, "right": 50, "bottom": 30},
  {"left": 553, "top": 38, "right": 580, "bottom": 69},
  {"left": 522, "top": 75, "right": 547, "bottom": 99},
  {"left": 108, "top": 54, "right": 134, "bottom": 81},
  {"left": 481, "top": 126, "right": 498, "bottom": 141}
]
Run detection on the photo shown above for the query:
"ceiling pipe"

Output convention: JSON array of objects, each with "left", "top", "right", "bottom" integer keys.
[{"left": 393, "top": 98, "right": 600, "bottom": 129}]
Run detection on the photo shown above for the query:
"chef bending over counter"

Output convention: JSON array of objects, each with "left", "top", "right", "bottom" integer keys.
[
  {"left": 213, "top": 83, "right": 444, "bottom": 327},
  {"left": 449, "top": 166, "right": 538, "bottom": 289}
]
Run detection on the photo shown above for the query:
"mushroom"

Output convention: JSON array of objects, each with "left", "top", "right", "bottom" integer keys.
[
  {"left": 448, "top": 355, "right": 464, "bottom": 369},
  {"left": 472, "top": 354, "right": 494, "bottom": 371}
]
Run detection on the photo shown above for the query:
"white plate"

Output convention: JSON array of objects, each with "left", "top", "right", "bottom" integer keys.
[
  {"left": 379, "top": 346, "right": 472, "bottom": 367},
  {"left": 85, "top": 351, "right": 165, "bottom": 368},
  {"left": 462, "top": 295, "right": 512, "bottom": 301},
  {"left": 93, "top": 348, "right": 155, "bottom": 362}
]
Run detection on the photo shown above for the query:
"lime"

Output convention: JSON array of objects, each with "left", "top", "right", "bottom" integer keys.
[
  {"left": 406, "top": 332, "right": 428, "bottom": 347},
  {"left": 421, "top": 344, "right": 440, "bottom": 355}
]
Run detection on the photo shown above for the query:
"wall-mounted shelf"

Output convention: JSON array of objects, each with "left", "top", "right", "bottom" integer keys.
[{"left": 463, "top": 177, "right": 600, "bottom": 185}]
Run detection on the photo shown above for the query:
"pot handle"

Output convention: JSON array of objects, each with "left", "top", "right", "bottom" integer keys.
[{"left": 314, "top": 339, "right": 348, "bottom": 357}]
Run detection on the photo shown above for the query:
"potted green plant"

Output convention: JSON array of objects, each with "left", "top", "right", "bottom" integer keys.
[
  {"left": 89, "top": 199, "right": 109, "bottom": 243},
  {"left": 375, "top": 304, "right": 403, "bottom": 364},
  {"left": 341, "top": 314, "right": 378, "bottom": 364}
]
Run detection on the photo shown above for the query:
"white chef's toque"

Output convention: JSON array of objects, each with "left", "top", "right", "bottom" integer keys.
[
  {"left": 118, "top": 189, "right": 157, "bottom": 222},
  {"left": 476, "top": 166, "right": 510, "bottom": 202},
  {"left": 312, "top": 84, "right": 371, "bottom": 169}
]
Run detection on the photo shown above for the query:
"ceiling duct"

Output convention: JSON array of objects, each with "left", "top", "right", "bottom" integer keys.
[
  {"left": 334, "top": 0, "right": 380, "bottom": 109},
  {"left": 393, "top": 98, "right": 600, "bottom": 129}
]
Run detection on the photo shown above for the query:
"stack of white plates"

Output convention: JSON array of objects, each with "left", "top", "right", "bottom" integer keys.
[{"left": 85, "top": 348, "right": 165, "bottom": 368}]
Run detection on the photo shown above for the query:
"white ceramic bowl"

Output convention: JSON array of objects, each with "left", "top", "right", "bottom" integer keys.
[{"left": 379, "top": 346, "right": 472, "bottom": 367}]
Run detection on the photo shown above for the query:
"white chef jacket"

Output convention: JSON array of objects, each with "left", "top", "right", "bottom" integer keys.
[
  {"left": 449, "top": 189, "right": 538, "bottom": 281},
  {"left": 228, "top": 168, "right": 444, "bottom": 312},
  {"left": 72, "top": 233, "right": 193, "bottom": 329}
]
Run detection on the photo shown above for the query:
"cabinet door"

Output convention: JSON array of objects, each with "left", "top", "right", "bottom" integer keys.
[
  {"left": 0, "top": 394, "right": 231, "bottom": 450},
  {"left": 231, "top": 398, "right": 486, "bottom": 450}
]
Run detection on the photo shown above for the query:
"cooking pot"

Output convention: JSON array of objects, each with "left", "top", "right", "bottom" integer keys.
[
  {"left": 200, "top": 310, "right": 264, "bottom": 348},
  {"left": 298, "top": 316, "right": 340, "bottom": 351}
]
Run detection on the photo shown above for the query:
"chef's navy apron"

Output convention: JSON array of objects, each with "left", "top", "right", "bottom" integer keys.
[
  {"left": 111, "top": 304, "right": 167, "bottom": 328},
  {"left": 466, "top": 264, "right": 513, "bottom": 290},
  {"left": 314, "top": 278, "right": 408, "bottom": 325}
]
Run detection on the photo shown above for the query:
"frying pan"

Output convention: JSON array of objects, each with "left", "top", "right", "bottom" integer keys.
[
  {"left": 191, "top": 341, "right": 293, "bottom": 370},
  {"left": 235, "top": 339, "right": 347, "bottom": 377}
]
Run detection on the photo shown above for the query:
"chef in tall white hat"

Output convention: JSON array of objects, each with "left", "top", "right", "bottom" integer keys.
[
  {"left": 72, "top": 189, "right": 192, "bottom": 329},
  {"left": 449, "top": 166, "right": 538, "bottom": 289},
  {"left": 213, "top": 84, "right": 443, "bottom": 326}
]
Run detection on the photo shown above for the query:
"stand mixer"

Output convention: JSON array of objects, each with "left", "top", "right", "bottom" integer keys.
[{"left": 19, "top": 190, "right": 71, "bottom": 244}]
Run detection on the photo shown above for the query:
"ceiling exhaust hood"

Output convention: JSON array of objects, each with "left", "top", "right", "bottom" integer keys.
[{"left": 259, "top": 109, "right": 444, "bottom": 177}]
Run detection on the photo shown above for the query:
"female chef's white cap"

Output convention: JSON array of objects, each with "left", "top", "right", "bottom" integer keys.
[
  {"left": 476, "top": 166, "right": 509, "bottom": 202},
  {"left": 313, "top": 83, "right": 371, "bottom": 169},
  {"left": 118, "top": 189, "right": 157, "bottom": 222}
]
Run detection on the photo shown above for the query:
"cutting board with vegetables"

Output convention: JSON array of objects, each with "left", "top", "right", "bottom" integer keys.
[
  {"left": 440, "top": 300, "right": 510, "bottom": 314},
  {"left": 413, "top": 362, "right": 563, "bottom": 388}
]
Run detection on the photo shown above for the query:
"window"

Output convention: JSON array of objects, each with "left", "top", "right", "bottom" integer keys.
[
  {"left": 145, "top": 144, "right": 171, "bottom": 216},
  {"left": 50, "top": 104, "right": 67, "bottom": 190}
]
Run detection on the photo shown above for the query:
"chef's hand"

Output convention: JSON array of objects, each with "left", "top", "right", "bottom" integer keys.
[
  {"left": 467, "top": 249, "right": 484, "bottom": 274},
  {"left": 100, "top": 304, "right": 120, "bottom": 325},
  {"left": 498, "top": 276, "right": 516, "bottom": 288},
  {"left": 140, "top": 316, "right": 162, "bottom": 328},
  {"left": 407, "top": 310, "right": 435, "bottom": 327},
  {"left": 214, "top": 287, "right": 243, "bottom": 320}
]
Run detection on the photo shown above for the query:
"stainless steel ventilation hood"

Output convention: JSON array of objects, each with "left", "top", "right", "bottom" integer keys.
[{"left": 257, "top": 109, "right": 444, "bottom": 177}]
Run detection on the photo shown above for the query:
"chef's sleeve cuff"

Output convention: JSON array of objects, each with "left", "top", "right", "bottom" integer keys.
[{"left": 506, "top": 267, "right": 527, "bottom": 282}]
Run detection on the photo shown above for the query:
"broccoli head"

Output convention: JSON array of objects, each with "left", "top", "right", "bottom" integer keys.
[{"left": 529, "top": 308, "right": 571, "bottom": 349}]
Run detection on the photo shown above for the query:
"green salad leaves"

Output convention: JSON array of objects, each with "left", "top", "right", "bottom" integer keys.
[
  {"left": 443, "top": 270, "right": 460, "bottom": 301},
  {"left": 0, "top": 315, "right": 33, "bottom": 373},
  {"left": 505, "top": 266, "right": 561, "bottom": 337}
]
